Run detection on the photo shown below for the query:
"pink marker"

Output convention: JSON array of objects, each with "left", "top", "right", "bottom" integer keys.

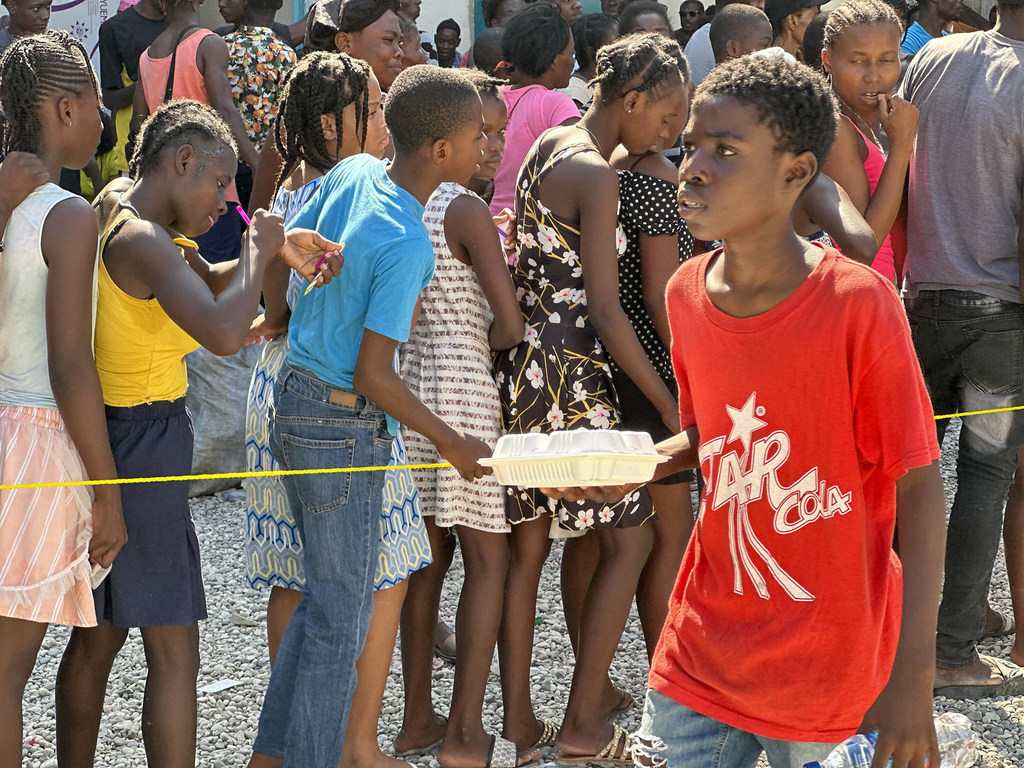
[{"left": 236, "top": 205, "right": 251, "bottom": 226}]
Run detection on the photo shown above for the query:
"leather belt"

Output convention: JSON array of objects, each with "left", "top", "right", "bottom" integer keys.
[{"left": 329, "top": 389, "right": 359, "bottom": 407}]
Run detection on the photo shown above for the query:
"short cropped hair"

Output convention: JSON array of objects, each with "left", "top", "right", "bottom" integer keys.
[
  {"left": 800, "top": 11, "right": 827, "bottom": 70},
  {"left": 436, "top": 17, "right": 461, "bottom": 35},
  {"left": 384, "top": 66, "right": 481, "bottom": 154},
  {"left": 709, "top": 4, "right": 769, "bottom": 62},
  {"left": 696, "top": 54, "right": 837, "bottom": 181},
  {"left": 473, "top": 27, "right": 506, "bottom": 74},
  {"left": 618, "top": 0, "right": 672, "bottom": 33},
  {"left": 502, "top": 2, "right": 571, "bottom": 78},
  {"left": 573, "top": 13, "right": 620, "bottom": 70}
]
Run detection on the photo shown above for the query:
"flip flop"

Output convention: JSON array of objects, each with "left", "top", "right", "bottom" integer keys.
[
  {"left": 531, "top": 720, "right": 560, "bottom": 749},
  {"left": 981, "top": 608, "right": 1016, "bottom": 640},
  {"left": 435, "top": 620, "right": 457, "bottom": 661},
  {"left": 934, "top": 654, "right": 1024, "bottom": 699},
  {"left": 428, "top": 736, "right": 540, "bottom": 768},
  {"left": 555, "top": 724, "right": 634, "bottom": 766}
]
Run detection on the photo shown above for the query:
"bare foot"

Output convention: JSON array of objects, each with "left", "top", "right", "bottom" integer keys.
[
  {"left": 555, "top": 721, "right": 625, "bottom": 761},
  {"left": 501, "top": 716, "right": 546, "bottom": 750},
  {"left": 1012, "top": 645, "right": 1024, "bottom": 667},
  {"left": 438, "top": 733, "right": 540, "bottom": 768},
  {"left": 341, "top": 748, "right": 417, "bottom": 768},
  {"left": 934, "top": 655, "right": 1024, "bottom": 699},
  {"left": 393, "top": 713, "right": 447, "bottom": 755},
  {"left": 599, "top": 682, "right": 633, "bottom": 718},
  {"left": 935, "top": 658, "right": 1003, "bottom": 688}
]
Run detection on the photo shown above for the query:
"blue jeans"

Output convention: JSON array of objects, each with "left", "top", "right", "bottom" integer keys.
[
  {"left": 252, "top": 365, "right": 394, "bottom": 766},
  {"left": 633, "top": 690, "right": 839, "bottom": 768},
  {"left": 905, "top": 289, "right": 1024, "bottom": 668}
]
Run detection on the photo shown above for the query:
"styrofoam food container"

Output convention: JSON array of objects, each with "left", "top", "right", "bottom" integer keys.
[{"left": 481, "top": 429, "right": 670, "bottom": 487}]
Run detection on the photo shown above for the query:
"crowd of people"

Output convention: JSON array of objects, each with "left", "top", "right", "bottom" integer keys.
[{"left": 0, "top": 0, "right": 1023, "bottom": 766}]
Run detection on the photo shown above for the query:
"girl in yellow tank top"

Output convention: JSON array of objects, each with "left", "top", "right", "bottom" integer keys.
[{"left": 55, "top": 99, "right": 342, "bottom": 767}]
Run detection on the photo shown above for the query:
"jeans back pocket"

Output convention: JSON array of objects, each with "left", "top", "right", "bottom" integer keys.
[
  {"left": 280, "top": 434, "right": 356, "bottom": 515},
  {"left": 961, "top": 327, "right": 1024, "bottom": 397}
]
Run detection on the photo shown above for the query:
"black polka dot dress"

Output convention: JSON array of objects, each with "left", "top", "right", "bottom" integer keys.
[{"left": 610, "top": 165, "right": 695, "bottom": 448}]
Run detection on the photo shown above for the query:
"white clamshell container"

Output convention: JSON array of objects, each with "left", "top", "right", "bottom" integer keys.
[{"left": 480, "top": 428, "right": 670, "bottom": 488}]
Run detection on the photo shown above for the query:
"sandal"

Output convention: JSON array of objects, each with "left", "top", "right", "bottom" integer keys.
[
  {"left": 531, "top": 720, "right": 560, "bottom": 749},
  {"left": 981, "top": 608, "right": 1015, "bottom": 640},
  {"left": 435, "top": 620, "right": 457, "bottom": 661},
  {"left": 486, "top": 735, "right": 540, "bottom": 768},
  {"left": 934, "top": 654, "right": 1024, "bottom": 699},
  {"left": 555, "top": 724, "right": 634, "bottom": 766}
]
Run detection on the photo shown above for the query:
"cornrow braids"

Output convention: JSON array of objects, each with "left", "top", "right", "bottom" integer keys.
[
  {"left": 573, "top": 13, "right": 619, "bottom": 71},
  {"left": 823, "top": 0, "right": 903, "bottom": 50},
  {"left": 130, "top": 99, "right": 237, "bottom": 178},
  {"left": 591, "top": 32, "right": 683, "bottom": 104},
  {"left": 273, "top": 52, "right": 372, "bottom": 194},
  {"left": 0, "top": 30, "right": 100, "bottom": 156},
  {"left": 696, "top": 54, "right": 838, "bottom": 183},
  {"left": 461, "top": 68, "right": 505, "bottom": 103}
]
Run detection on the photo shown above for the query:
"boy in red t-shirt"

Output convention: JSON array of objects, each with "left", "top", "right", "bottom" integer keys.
[{"left": 550, "top": 55, "right": 946, "bottom": 768}]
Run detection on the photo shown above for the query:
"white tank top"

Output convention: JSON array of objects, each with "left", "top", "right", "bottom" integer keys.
[{"left": 0, "top": 183, "right": 91, "bottom": 410}]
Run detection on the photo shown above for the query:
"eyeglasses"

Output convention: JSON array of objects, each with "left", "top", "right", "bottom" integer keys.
[{"left": 680, "top": 9, "right": 702, "bottom": 16}]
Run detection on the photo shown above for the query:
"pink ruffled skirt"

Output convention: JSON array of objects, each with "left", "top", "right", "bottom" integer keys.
[{"left": 0, "top": 405, "right": 96, "bottom": 626}]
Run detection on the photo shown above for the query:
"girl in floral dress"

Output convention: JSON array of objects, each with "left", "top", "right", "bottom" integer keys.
[{"left": 493, "top": 33, "right": 689, "bottom": 765}]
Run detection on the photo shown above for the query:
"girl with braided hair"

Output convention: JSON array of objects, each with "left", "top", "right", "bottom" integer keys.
[
  {"left": 243, "top": 52, "right": 432, "bottom": 768},
  {"left": 0, "top": 30, "right": 126, "bottom": 766},
  {"left": 820, "top": 0, "right": 918, "bottom": 283},
  {"left": 54, "top": 98, "right": 342, "bottom": 768},
  {"left": 493, "top": 32, "right": 687, "bottom": 766}
]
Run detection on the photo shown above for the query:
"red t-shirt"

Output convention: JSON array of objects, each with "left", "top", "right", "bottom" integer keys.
[{"left": 650, "top": 246, "right": 940, "bottom": 743}]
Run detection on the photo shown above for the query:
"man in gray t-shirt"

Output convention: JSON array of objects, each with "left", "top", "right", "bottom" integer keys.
[{"left": 900, "top": 4, "right": 1024, "bottom": 698}]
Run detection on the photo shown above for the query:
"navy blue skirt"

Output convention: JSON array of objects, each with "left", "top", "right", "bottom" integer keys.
[{"left": 94, "top": 399, "right": 208, "bottom": 627}]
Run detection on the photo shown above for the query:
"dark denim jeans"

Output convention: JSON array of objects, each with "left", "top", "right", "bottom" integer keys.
[
  {"left": 252, "top": 365, "right": 393, "bottom": 766},
  {"left": 905, "top": 290, "right": 1024, "bottom": 668}
]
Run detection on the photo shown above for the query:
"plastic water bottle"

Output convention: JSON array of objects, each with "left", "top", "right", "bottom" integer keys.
[{"left": 803, "top": 713, "right": 977, "bottom": 768}]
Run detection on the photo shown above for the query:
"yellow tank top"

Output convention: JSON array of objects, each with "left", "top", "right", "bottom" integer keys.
[{"left": 94, "top": 209, "right": 201, "bottom": 407}]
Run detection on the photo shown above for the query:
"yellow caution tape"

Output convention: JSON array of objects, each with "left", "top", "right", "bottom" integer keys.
[{"left": 4, "top": 404, "right": 1024, "bottom": 491}]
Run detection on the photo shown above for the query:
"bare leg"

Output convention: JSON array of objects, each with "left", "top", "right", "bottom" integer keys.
[
  {"left": 395, "top": 517, "right": 456, "bottom": 753},
  {"left": 1007, "top": 449, "right": 1024, "bottom": 666},
  {"left": 138, "top": 623, "right": 200, "bottom": 768},
  {"left": 556, "top": 525, "right": 654, "bottom": 757},
  {"left": 266, "top": 586, "right": 303, "bottom": 669},
  {"left": 0, "top": 616, "right": 48, "bottom": 766},
  {"left": 438, "top": 526, "right": 520, "bottom": 767},
  {"left": 56, "top": 622, "right": 130, "bottom": 767},
  {"left": 636, "top": 483, "right": 694, "bottom": 661},
  {"left": 561, "top": 535, "right": 621, "bottom": 715},
  {"left": 341, "top": 582, "right": 411, "bottom": 768},
  {"left": 499, "top": 516, "right": 552, "bottom": 748}
]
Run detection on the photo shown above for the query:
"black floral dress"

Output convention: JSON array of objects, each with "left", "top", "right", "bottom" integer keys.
[{"left": 494, "top": 140, "right": 655, "bottom": 533}]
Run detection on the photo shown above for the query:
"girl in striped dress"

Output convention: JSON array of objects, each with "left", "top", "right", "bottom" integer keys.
[{"left": 0, "top": 32, "right": 127, "bottom": 764}]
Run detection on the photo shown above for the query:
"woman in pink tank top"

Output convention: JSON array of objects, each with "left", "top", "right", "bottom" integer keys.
[
  {"left": 820, "top": 0, "right": 918, "bottom": 284},
  {"left": 132, "top": 0, "right": 260, "bottom": 181}
]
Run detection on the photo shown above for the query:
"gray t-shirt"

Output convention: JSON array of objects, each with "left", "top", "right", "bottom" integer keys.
[{"left": 899, "top": 31, "right": 1024, "bottom": 302}]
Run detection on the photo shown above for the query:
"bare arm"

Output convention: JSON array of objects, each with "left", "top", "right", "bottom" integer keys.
[
  {"left": 353, "top": 329, "right": 492, "bottom": 480},
  {"left": 248, "top": 129, "right": 285, "bottom": 217},
  {"left": 444, "top": 194, "right": 525, "bottom": 351},
  {"left": 43, "top": 199, "right": 127, "bottom": 568},
  {"left": 103, "top": 83, "right": 136, "bottom": 112},
  {"left": 799, "top": 174, "right": 877, "bottom": 265},
  {"left": 130, "top": 76, "right": 151, "bottom": 137},
  {"left": 634, "top": 153, "right": 686, "bottom": 350},
  {"left": 578, "top": 163, "right": 678, "bottom": 431},
  {"left": 198, "top": 34, "right": 261, "bottom": 171},
  {"left": 0, "top": 153, "right": 49, "bottom": 232},
  {"left": 862, "top": 460, "right": 945, "bottom": 768},
  {"left": 822, "top": 106, "right": 917, "bottom": 258}
]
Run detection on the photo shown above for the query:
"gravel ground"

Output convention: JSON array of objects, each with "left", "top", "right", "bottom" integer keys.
[{"left": 20, "top": 420, "right": 1024, "bottom": 767}]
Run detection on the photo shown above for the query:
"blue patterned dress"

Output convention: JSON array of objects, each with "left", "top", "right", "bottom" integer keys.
[{"left": 244, "top": 178, "right": 432, "bottom": 591}]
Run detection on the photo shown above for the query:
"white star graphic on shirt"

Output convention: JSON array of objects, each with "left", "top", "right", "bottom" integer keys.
[{"left": 726, "top": 392, "right": 767, "bottom": 454}]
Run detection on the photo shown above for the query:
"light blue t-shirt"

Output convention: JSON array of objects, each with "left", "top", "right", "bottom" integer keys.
[
  {"left": 900, "top": 21, "right": 946, "bottom": 56},
  {"left": 286, "top": 154, "right": 434, "bottom": 432}
]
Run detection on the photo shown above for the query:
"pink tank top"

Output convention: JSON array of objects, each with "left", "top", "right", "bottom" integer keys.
[
  {"left": 847, "top": 117, "right": 898, "bottom": 283},
  {"left": 139, "top": 28, "right": 238, "bottom": 203}
]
